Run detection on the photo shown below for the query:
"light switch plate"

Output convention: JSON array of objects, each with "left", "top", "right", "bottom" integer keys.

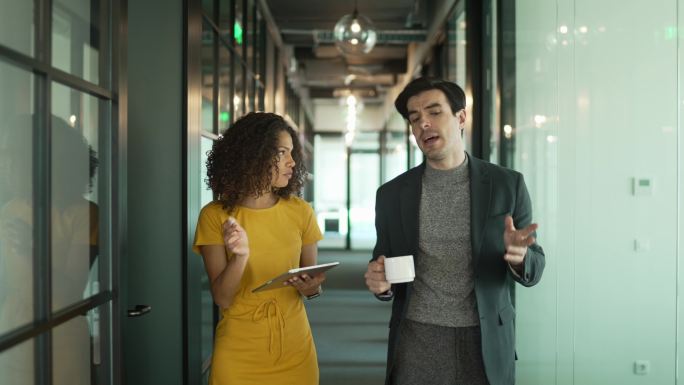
[
  {"left": 632, "top": 177, "right": 653, "bottom": 196},
  {"left": 634, "top": 360, "right": 650, "bottom": 375},
  {"left": 634, "top": 239, "right": 651, "bottom": 252}
]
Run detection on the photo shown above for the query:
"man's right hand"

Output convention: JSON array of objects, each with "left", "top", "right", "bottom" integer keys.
[{"left": 364, "top": 255, "right": 391, "bottom": 294}]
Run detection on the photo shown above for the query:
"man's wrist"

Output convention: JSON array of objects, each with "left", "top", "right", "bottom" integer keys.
[
  {"left": 508, "top": 262, "right": 524, "bottom": 278},
  {"left": 375, "top": 289, "right": 394, "bottom": 301}
]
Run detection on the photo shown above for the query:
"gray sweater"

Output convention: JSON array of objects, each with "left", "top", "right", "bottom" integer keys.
[{"left": 406, "top": 156, "right": 480, "bottom": 327}]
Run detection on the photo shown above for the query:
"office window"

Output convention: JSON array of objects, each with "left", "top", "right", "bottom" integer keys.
[
  {"left": 52, "top": 303, "right": 112, "bottom": 385},
  {"left": 50, "top": 82, "right": 103, "bottom": 310},
  {"left": 0, "top": 61, "right": 35, "bottom": 335},
  {"left": 218, "top": 45, "right": 233, "bottom": 132},
  {"left": 233, "top": 57, "right": 245, "bottom": 120},
  {"left": 52, "top": 0, "right": 107, "bottom": 86},
  {"left": 0, "top": 0, "right": 120, "bottom": 382},
  {"left": 0, "top": 1, "right": 33, "bottom": 56},
  {"left": 0, "top": 338, "right": 34, "bottom": 384},
  {"left": 201, "top": 20, "right": 216, "bottom": 133}
]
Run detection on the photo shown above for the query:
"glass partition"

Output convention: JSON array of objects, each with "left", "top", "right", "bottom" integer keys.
[
  {"left": 0, "top": 0, "right": 33, "bottom": 56},
  {"left": 313, "top": 134, "right": 347, "bottom": 249},
  {"left": 52, "top": 0, "right": 106, "bottom": 86},
  {"left": 50, "top": 82, "right": 103, "bottom": 311},
  {"left": 0, "top": 62, "right": 35, "bottom": 335},
  {"left": 0, "top": 0, "right": 119, "bottom": 382}
]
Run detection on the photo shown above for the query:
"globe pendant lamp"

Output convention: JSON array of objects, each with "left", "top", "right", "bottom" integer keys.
[{"left": 333, "top": 4, "right": 377, "bottom": 55}]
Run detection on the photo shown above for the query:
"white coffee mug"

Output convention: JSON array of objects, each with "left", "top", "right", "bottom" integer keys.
[{"left": 384, "top": 255, "right": 415, "bottom": 284}]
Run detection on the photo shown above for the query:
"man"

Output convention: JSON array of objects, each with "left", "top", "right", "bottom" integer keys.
[{"left": 364, "top": 77, "right": 545, "bottom": 385}]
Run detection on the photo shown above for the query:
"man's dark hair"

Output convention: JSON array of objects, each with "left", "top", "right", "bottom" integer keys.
[
  {"left": 205, "top": 112, "right": 306, "bottom": 213},
  {"left": 394, "top": 77, "right": 466, "bottom": 120}
]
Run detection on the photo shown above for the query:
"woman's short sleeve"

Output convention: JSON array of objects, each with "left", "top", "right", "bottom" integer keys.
[
  {"left": 301, "top": 201, "right": 323, "bottom": 246},
  {"left": 193, "top": 203, "right": 225, "bottom": 254}
]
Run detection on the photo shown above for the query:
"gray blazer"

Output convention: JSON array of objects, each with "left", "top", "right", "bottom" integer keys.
[{"left": 373, "top": 154, "right": 545, "bottom": 385}]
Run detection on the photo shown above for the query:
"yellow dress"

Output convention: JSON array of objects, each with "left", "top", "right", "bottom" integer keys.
[{"left": 193, "top": 196, "right": 323, "bottom": 385}]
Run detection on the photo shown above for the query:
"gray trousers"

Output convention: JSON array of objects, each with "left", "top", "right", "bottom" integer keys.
[{"left": 393, "top": 319, "right": 490, "bottom": 385}]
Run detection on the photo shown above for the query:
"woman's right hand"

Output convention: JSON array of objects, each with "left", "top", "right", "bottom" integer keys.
[{"left": 222, "top": 217, "right": 249, "bottom": 259}]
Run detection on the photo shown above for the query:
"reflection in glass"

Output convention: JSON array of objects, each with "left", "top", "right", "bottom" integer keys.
[
  {"left": 218, "top": 0, "right": 231, "bottom": 25},
  {"left": 201, "top": 0, "right": 214, "bottom": 19},
  {"left": 0, "top": 63, "right": 34, "bottom": 335},
  {"left": 446, "top": 8, "right": 470, "bottom": 152},
  {"left": 0, "top": 1, "right": 34, "bottom": 56},
  {"left": 51, "top": 83, "right": 100, "bottom": 311},
  {"left": 0, "top": 338, "right": 34, "bottom": 385},
  {"left": 52, "top": 0, "right": 103, "bottom": 85},
  {"left": 201, "top": 21, "right": 215, "bottom": 133},
  {"left": 255, "top": 10, "right": 265, "bottom": 111},
  {"left": 218, "top": 41, "right": 233, "bottom": 132},
  {"left": 52, "top": 303, "right": 111, "bottom": 385},
  {"left": 245, "top": 0, "right": 255, "bottom": 113},
  {"left": 233, "top": 0, "right": 244, "bottom": 49},
  {"left": 487, "top": 0, "right": 500, "bottom": 164},
  {"left": 233, "top": 58, "right": 245, "bottom": 121}
]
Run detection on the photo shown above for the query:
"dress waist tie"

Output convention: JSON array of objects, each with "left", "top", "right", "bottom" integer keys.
[{"left": 252, "top": 298, "right": 285, "bottom": 362}]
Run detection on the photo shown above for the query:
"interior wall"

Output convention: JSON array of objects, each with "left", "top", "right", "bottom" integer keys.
[
  {"left": 513, "top": 1, "right": 680, "bottom": 384},
  {"left": 126, "top": 0, "right": 184, "bottom": 384}
]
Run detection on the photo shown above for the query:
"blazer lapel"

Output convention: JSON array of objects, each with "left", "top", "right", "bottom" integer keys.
[
  {"left": 399, "top": 164, "right": 424, "bottom": 255},
  {"left": 469, "top": 155, "right": 491, "bottom": 264}
]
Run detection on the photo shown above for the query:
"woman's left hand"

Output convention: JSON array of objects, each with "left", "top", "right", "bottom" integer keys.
[{"left": 285, "top": 273, "right": 326, "bottom": 297}]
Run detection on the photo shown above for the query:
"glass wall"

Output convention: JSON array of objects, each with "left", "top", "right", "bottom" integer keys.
[
  {"left": 482, "top": 0, "right": 499, "bottom": 164},
  {"left": 445, "top": 2, "right": 470, "bottom": 153},
  {"left": 0, "top": 0, "right": 120, "bottom": 384},
  {"left": 313, "top": 134, "right": 347, "bottom": 249},
  {"left": 349, "top": 132, "right": 380, "bottom": 250},
  {"left": 511, "top": 0, "right": 680, "bottom": 384},
  {"left": 0, "top": 0, "right": 33, "bottom": 56},
  {"left": 384, "top": 131, "right": 410, "bottom": 181},
  {"left": 0, "top": 63, "right": 35, "bottom": 336}
]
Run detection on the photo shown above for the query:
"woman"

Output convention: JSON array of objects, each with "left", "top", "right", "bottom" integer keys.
[{"left": 193, "top": 112, "right": 325, "bottom": 385}]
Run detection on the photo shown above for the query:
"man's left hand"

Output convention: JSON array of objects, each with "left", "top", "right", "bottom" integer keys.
[{"left": 503, "top": 215, "right": 538, "bottom": 270}]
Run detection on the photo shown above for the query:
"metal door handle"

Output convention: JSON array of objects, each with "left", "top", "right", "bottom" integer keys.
[{"left": 127, "top": 304, "right": 152, "bottom": 317}]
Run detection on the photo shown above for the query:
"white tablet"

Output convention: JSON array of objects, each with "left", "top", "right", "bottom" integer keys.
[{"left": 251, "top": 262, "right": 340, "bottom": 293}]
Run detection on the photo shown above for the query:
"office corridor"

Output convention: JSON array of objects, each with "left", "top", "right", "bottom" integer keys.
[{"left": 306, "top": 251, "right": 392, "bottom": 385}]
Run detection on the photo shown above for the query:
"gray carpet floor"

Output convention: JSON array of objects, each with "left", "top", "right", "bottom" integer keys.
[{"left": 305, "top": 250, "right": 392, "bottom": 385}]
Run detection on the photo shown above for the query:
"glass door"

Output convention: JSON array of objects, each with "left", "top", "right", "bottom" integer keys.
[
  {"left": 0, "top": 0, "right": 123, "bottom": 384},
  {"left": 349, "top": 132, "right": 380, "bottom": 250}
]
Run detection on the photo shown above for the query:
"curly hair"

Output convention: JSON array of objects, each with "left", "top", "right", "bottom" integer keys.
[{"left": 205, "top": 112, "right": 306, "bottom": 213}]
